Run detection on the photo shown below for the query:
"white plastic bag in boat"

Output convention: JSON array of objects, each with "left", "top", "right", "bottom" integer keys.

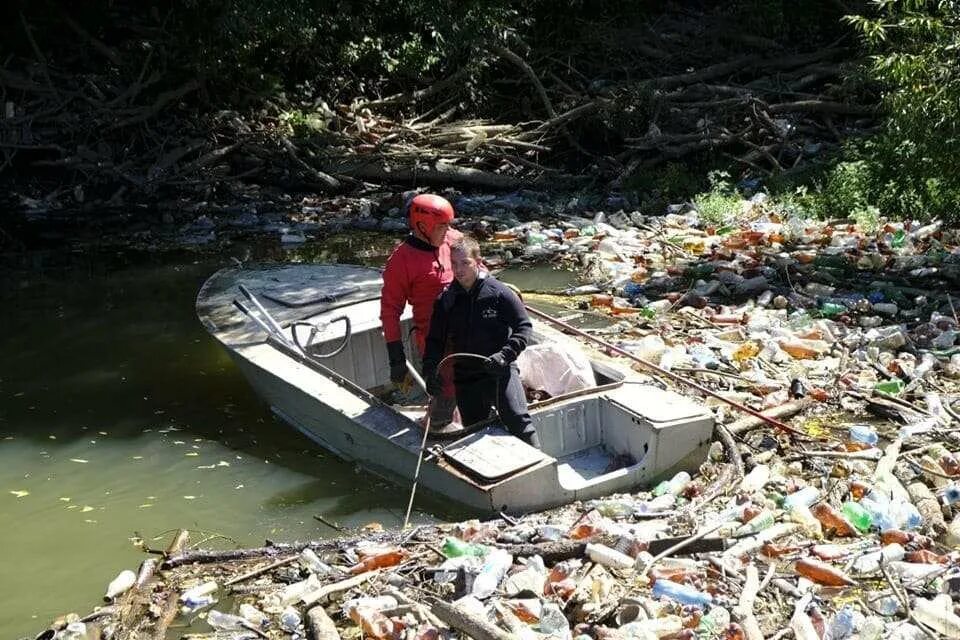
[{"left": 517, "top": 343, "right": 596, "bottom": 396}]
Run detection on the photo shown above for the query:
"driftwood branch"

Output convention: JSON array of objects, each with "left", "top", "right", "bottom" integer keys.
[{"left": 428, "top": 598, "right": 518, "bottom": 640}]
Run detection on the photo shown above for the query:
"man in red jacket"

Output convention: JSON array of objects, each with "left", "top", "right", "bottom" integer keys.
[{"left": 380, "top": 193, "right": 461, "bottom": 424}]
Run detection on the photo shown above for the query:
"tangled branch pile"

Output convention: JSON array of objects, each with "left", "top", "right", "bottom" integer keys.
[{"left": 0, "top": 1, "right": 876, "bottom": 218}]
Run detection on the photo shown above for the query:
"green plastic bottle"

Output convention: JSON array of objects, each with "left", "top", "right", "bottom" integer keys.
[
  {"left": 842, "top": 501, "right": 872, "bottom": 533},
  {"left": 441, "top": 537, "right": 487, "bottom": 558},
  {"left": 820, "top": 302, "right": 846, "bottom": 318},
  {"left": 891, "top": 229, "right": 906, "bottom": 248},
  {"left": 874, "top": 379, "right": 905, "bottom": 395}
]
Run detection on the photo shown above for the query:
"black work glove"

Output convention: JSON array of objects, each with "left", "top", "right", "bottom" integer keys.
[
  {"left": 424, "top": 367, "right": 442, "bottom": 396},
  {"left": 386, "top": 341, "right": 407, "bottom": 384},
  {"left": 484, "top": 352, "right": 509, "bottom": 377}
]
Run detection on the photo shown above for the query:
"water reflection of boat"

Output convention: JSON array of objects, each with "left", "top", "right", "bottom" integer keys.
[{"left": 196, "top": 263, "right": 713, "bottom": 514}]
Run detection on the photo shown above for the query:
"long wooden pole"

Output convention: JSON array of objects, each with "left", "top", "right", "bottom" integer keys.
[{"left": 524, "top": 304, "right": 805, "bottom": 436}]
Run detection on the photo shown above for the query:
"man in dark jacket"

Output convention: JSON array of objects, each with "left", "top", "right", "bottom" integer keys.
[{"left": 422, "top": 236, "right": 540, "bottom": 447}]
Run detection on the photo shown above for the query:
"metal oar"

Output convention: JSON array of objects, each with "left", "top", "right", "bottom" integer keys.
[{"left": 402, "top": 360, "right": 432, "bottom": 530}]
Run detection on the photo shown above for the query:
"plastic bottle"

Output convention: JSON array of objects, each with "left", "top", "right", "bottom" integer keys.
[
  {"left": 207, "top": 609, "right": 247, "bottom": 631},
  {"left": 739, "top": 465, "right": 770, "bottom": 494},
  {"left": 280, "top": 573, "right": 321, "bottom": 606},
  {"left": 442, "top": 537, "right": 488, "bottom": 558},
  {"left": 697, "top": 607, "right": 731, "bottom": 636},
  {"left": 471, "top": 549, "right": 513, "bottom": 599},
  {"left": 841, "top": 501, "right": 873, "bottom": 533},
  {"left": 913, "top": 595, "right": 960, "bottom": 637},
  {"left": 619, "top": 616, "right": 683, "bottom": 639},
  {"left": 851, "top": 543, "right": 905, "bottom": 574},
  {"left": 593, "top": 497, "right": 637, "bottom": 518},
  {"left": 104, "top": 569, "right": 137, "bottom": 601},
  {"left": 349, "top": 548, "right": 407, "bottom": 574},
  {"left": 239, "top": 603, "right": 268, "bottom": 628},
  {"left": 893, "top": 500, "right": 923, "bottom": 530},
  {"left": 586, "top": 543, "right": 635, "bottom": 570},
  {"left": 860, "top": 617, "right": 885, "bottom": 640},
  {"left": 300, "top": 547, "right": 334, "bottom": 575},
  {"left": 848, "top": 425, "right": 879, "bottom": 447},
  {"left": 944, "top": 484, "right": 960, "bottom": 504},
  {"left": 828, "top": 605, "right": 858, "bottom": 640},
  {"left": 860, "top": 493, "right": 897, "bottom": 531},
  {"left": 736, "top": 509, "right": 775, "bottom": 536},
  {"left": 880, "top": 529, "right": 932, "bottom": 548},
  {"left": 788, "top": 504, "right": 824, "bottom": 538},
  {"left": 180, "top": 580, "right": 219, "bottom": 604},
  {"left": 60, "top": 622, "right": 88, "bottom": 640},
  {"left": 810, "top": 503, "right": 858, "bottom": 537},
  {"left": 783, "top": 486, "right": 820, "bottom": 510},
  {"left": 653, "top": 471, "right": 691, "bottom": 497},
  {"left": 651, "top": 580, "right": 713, "bottom": 607},
  {"left": 342, "top": 596, "right": 398, "bottom": 615},
  {"left": 280, "top": 606, "right": 302, "bottom": 633},
  {"left": 874, "top": 380, "right": 905, "bottom": 395},
  {"left": 793, "top": 558, "right": 855, "bottom": 586},
  {"left": 540, "top": 602, "right": 572, "bottom": 640}
]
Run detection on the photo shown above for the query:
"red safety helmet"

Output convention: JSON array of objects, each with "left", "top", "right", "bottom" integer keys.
[{"left": 409, "top": 194, "right": 455, "bottom": 241}]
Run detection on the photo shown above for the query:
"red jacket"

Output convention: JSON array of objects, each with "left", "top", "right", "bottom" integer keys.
[{"left": 380, "top": 230, "right": 462, "bottom": 353}]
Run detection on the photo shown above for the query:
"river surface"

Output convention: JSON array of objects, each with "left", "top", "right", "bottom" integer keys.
[{"left": 0, "top": 237, "right": 578, "bottom": 639}]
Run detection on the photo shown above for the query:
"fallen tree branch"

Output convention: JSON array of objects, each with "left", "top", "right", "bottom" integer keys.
[
  {"left": 428, "top": 598, "right": 517, "bottom": 640},
  {"left": 767, "top": 100, "right": 878, "bottom": 116},
  {"left": 114, "top": 79, "right": 200, "bottom": 128}
]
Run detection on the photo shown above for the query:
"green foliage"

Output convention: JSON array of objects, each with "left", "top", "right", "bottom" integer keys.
[
  {"left": 842, "top": 0, "right": 960, "bottom": 220},
  {"left": 693, "top": 171, "right": 742, "bottom": 224}
]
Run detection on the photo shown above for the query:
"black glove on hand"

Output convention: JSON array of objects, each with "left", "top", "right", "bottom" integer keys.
[
  {"left": 485, "top": 351, "right": 509, "bottom": 377},
  {"left": 386, "top": 341, "right": 407, "bottom": 384},
  {"left": 424, "top": 368, "right": 442, "bottom": 396}
]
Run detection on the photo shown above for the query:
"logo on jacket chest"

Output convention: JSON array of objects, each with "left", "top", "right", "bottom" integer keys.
[{"left": 480, "top": 306, "right": 497, "bottom": 320}]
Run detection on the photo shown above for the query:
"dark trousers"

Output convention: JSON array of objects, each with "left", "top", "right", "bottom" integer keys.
[{"left": 456, "top": 366, "right": 538, "bottom": 446}]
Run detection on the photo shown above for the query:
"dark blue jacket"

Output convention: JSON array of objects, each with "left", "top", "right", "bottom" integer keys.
[{"left": 422, "top": 273, "right": 532, "bottom": 382}]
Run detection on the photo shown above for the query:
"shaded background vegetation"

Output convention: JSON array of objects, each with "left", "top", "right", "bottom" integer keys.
[{"left": 1, "top": 0, "right": 958, "bottom": 222}]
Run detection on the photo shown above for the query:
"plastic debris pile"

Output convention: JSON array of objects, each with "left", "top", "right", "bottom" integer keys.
[{"left": 35, "top": 202, "right": 960, "bottom": 640}]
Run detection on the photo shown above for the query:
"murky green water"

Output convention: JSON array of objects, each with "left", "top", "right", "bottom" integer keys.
[{"left": 0, "top": 237, "right": 471, "bottom": 639}]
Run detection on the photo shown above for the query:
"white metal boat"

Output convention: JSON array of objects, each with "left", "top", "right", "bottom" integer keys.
[{"left": 196, "top": 263, "right": 714, "bottom": 514}]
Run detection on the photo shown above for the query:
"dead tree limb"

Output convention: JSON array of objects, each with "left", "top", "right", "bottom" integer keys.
[
  {"left": 114, "top": 79, "right": 200, "bottom": 128},
  {"left": 766, "top": 100, "right": 878, "bottom": 116},
  {"left": 490, "top": 44, "right": 557, "bottom": 119},
  {"left": 59, "top": 11, "right": 122, "bottom": 65}
]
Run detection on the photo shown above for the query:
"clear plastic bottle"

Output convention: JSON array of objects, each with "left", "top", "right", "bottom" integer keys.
[
  {"left": 539, "top": 602, "right": 572, "bottom": 640},
  {"left": 206, "top": 609, "right": 246, "bottom": 631},
  {"left": 593, "top": 497, "right": 637, "bottom": 519},
  {"left": 280, "top": 606, "right": 302, "bottom": 633},
  {"left": 828, "top": 605, "right": 858, "bottom": 640},
  {"left": 179, "top": 580, "right": 219, "bottom": 605},
  {"left": 586, "top": 543, "right": 635, "bottom": 570},
  {"left": 104, "top": 569, "right": 136, "bottom": 601},
  {"left": 471, "top": 549, "right": 513, "bottom": 599},
  {"left": 739, "top": 465, "right": 770, "bottom": 494},
  {"left": 59, "top": 622, "right": 88, "bottom": 640},
  {"left": 913, "top": 595, "right": 960, "bottom": 637},
  {"left": 783, "top": 486, "right": 820, "bottom": 510},
  {"left": 239, "top": 603, "right": 268, "bottom": 628},
  {"left": 653, "top": 471, "right": 691, "bottom": 497},
  {"left": 300, "top": 547, "right": 334, "bottom": 575},
  {"left": 860, "top": 617, "right": 885, "bottom": 640},
  {"left": 848, "top": 425, "right": 879, "bottom": 447},
  {"left": 697, "top": 607, "right": 731, "bottom": 636},
  {"left": 851, "top": 543, "right": 905, "bottom": 574}
]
